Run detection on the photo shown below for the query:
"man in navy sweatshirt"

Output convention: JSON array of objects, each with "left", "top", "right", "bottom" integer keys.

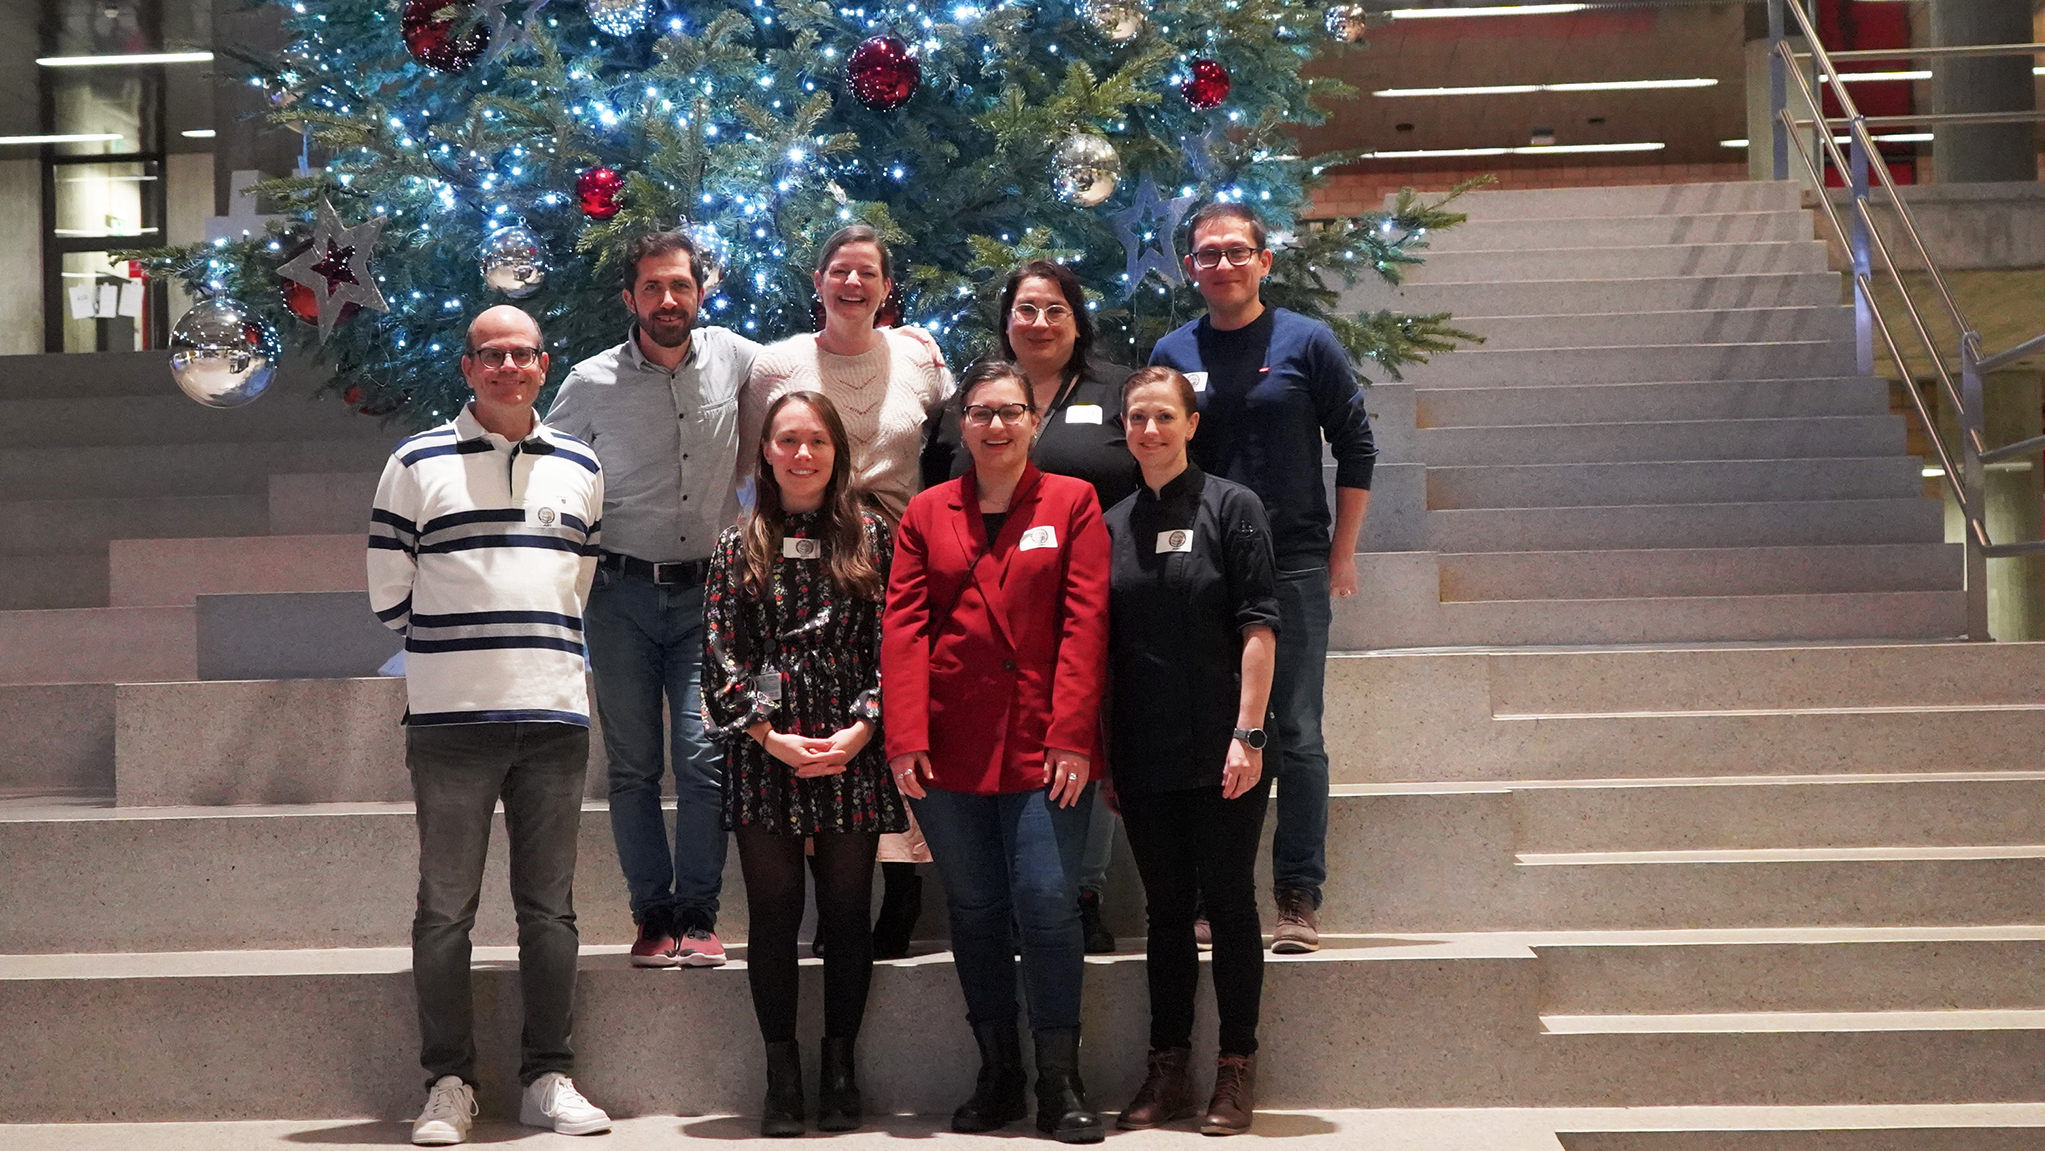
[{"left": 1147, "top": 202, "right": 1376, "bottom": 954}]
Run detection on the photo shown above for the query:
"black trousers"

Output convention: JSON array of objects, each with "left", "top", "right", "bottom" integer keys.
[
  {"left": 1119, "top": 777, "right": 1272, "bottom": 1056},
  {"left": 735, "top": 826, "right": 881, "bottom": 1043}
]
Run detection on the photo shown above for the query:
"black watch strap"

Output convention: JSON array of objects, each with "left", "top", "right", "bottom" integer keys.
[{"left": 1232, "top": 727, "right": 1267, "bottom": 750}]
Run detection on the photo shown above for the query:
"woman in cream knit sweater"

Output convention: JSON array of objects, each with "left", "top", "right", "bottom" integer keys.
[{"left": 741, "top": 223, "right": 955, "bottom": 954}]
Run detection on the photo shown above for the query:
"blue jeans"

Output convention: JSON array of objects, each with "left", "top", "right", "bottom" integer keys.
[
  {"left": 583, "top": 571, "right": 726, "bottom": 926},
  {"left": 911, "top": 784, "right": 1093, "bottom": 1032},
  {"left": 1270, "top": 564, "right": 1332, "bottom": 902},
  {"left": 1078, "top": 784, "right": 1118, "bottom": 895}
]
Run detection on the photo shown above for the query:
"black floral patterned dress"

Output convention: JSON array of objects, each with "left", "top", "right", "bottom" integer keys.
[{"left": 702, "top": 509, "right": 908, "bottom": 836}]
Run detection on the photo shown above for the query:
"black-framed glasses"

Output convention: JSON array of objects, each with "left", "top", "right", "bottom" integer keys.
[
  {"left": 468, "top": 346, "right": 542, "bottom": 368},
  {"left": 1190, "top": 246, "right": 1261, "bottom": 270},
  {"left": 1011, "top": 302, "right": 1073, "bottom": 325},
  {"left": 964, "top": 402, "right": 1033, "bottom": 426}
]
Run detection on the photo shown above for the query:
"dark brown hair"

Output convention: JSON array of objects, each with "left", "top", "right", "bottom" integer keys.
[
  {"left": 1122, "top": 365, "right": 1200, "bottom": 416},
  {"left": 813, "top": 224, "right": 892, "bottom": 281},
  {"left": 743, "top": 391, "right": 884, "bottom": 601},
  {"left": 1185, "top": 201, "right": 1268, "bottom": 253},
  {"left": 995, "top": 260, "right": 1096, "bottom": 391},
  {"left": 956, "top": 359, "right": 1038, "bottom": 418},
  {"left": 622, "top": 230, "right": 707, "bottom": 293}
]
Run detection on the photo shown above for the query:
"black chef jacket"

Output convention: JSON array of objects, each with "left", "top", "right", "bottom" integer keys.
[
  {"left": 922, "top": 358, "right": 1140, "bottom": 512},
  {"left": 1103, "top": 464, "right": 1281, "bottom": 796}
]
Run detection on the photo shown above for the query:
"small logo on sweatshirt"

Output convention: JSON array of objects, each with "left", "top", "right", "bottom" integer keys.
[{"left": 535, "top": 507, "right": 557, "bottom": 527}]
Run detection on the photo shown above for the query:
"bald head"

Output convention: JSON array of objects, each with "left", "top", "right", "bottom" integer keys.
[{"left": 467, "top": 304, "right": 542, "bottom": 351}]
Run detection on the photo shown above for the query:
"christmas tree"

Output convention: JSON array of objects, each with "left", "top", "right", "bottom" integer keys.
[{"left": 139, "top": 0, "right": 1479, "bottom": 424}]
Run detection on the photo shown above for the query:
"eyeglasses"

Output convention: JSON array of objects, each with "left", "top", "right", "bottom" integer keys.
[
  {"left": 468, "top": 346, "right": 542, "bottom": 368},
  {"left": 1010, "top": 302, "right": 1073, "bottom": 325},
  {"left": 964, "top": 402, "right": 1033, "bottom": 426},
  {"left": 1190, "top": 246, "right": 1261, "bottom": 270}
]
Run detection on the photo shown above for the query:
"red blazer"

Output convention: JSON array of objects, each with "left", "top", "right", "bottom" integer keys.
[{"left": 882, "top": 464, "right": 1111, "bottom": 795}]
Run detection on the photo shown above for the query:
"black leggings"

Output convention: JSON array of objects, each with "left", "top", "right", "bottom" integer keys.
[
  {"left": 735, "top": 827, "right": 880, "bottom": 1043},
  {"left": 1119, "top": 778, "right": 1271, "bottom": 1056}
]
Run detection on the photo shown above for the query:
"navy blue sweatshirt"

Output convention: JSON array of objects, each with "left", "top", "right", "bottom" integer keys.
[{"left": 1148, "top": 307, "right": 1376, "bottom": 566}]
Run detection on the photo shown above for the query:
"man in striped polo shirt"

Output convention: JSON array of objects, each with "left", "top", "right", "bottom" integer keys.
[{"left": 369, "top": 305, "right": 613, "bottom": 1145}]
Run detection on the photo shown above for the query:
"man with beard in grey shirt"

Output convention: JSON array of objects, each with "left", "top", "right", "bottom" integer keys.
[{"left": 547, "top": 230, "right": 761, "bottom": 969}]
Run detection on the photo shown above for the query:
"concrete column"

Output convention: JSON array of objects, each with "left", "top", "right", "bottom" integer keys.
[
  {"left": 1927, "top": 0, "right": 2037, "bottom": 184},
  {"left": 1943, "top": 368, "right": 2045, "bottom": 641}
]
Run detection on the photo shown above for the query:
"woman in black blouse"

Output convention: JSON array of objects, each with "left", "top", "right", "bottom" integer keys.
[
  {"left": 1101, "top": 366, "right": 1280, "bottom": 1136},
  {"left": 923, "top": 258, "right": 1137, "bottom": 953},
  {"left": 703, "top": 389, "right": 905, "bottom": 1137}
]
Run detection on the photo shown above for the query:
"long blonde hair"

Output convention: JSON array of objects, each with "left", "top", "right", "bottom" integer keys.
[{"left": 743, "top": 390, "right": 885, "bottom": 601}]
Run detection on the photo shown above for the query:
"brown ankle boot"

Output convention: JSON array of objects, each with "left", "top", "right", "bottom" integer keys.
[
  {"left": 1200, "top": 1053, "right": 1257, "bottom": 1135},
  {"left": 1115, "top": 1045, "right": 1197, "bottom": 1130}
]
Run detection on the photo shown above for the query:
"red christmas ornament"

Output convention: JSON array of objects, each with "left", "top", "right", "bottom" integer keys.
[
  {"left": 577, "top": 166, "right": 625, "bottom": 220},
  {"left": 1180, "top": 58, "right": 1231, "bottom": 109},
  {"left": 280, "top": 239, "right": 364, "bottom": 328},
  {"left": 846, "top": 35, "right": 920, "bottom": 112},
  {"left": 401, "top": 0, "right": 489, "bottom": 74}
]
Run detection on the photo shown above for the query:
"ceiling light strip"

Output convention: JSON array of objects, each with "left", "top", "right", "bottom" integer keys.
[
  {"left": 1389, "top": 4, "right": 1587, "bottom": 17},
  {"left": 1365, "top": 141, "right": 1665, "bottom": 159},
  {"left": 1376, "top": 78, "right": 1716, "bottom": 97},
  {"left": 0, "top": 133, "right": 124, "bottom": 145},
  {"left": 37, "top": 51, "right": 214, "bottom": 67}
]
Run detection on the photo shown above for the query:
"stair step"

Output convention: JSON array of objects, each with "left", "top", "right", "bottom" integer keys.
[
  {"left": 1561, "top": 1124, "right": 2045, "bottom": 1150},
  {"left": 109, "top": 535, "right": 365, "bottom": 607},
  {"left": 1416, "top": 379, "right": 1891, "bottom": 427},
  {"left": 1422, "top": 591, "right": 1964, "bottom": 646},
  {"left": 1427, "top": 211, "right": 1812, "bottom": 253},
  {"left": 1463, "top": 307, "right": 1855, "bottom": 350},
  {"left": 1441, "top": 545, "right": 1960, "bottom": 600},
  {"left": 0, "top": 606, "right": 195, "bottom": 685},
  {"left": 1411, "top": 241, "right": 1830, "bottom": 284},
  {"left": 0, "top": 440, "right": 394, "bottom": 501},
  {"left": 265, "top": 472, "right": 380, "bottom": 535},
  {"left": 1417, "top": 416, "right": 1907, "bottom": 466},
  {"left": 1438, "top": 180, "right": 1803, "bottom": 222},
  {"left": 1, "top": 495, "right": 267, "bottom": 556},
  {"left": 1429, "top": 460, "right": 1926, "bottom": 510},
  {"left": 1543, "top": 1010, "right": 2045, "bottom": 1034},
  {"left": 0, "top": 684, "right": 114, "bottom": 797},
  {"left": 1429, "top": 499, "right": 1943, "bottom": 551},
  {"left": 0, "top": 393, "right": 392, "bottom": 448},
  {"left": 1350, "top": 273, "right": 1844, "bottom": 320},
  {"left": 1397, "top": 342, "right": 1857, "bottom": 387},
  {"left": 0, "top": 553, "right": 109, "bottom": 610}
]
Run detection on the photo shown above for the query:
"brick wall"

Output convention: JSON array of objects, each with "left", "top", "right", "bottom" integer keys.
[{"left": 1301, "top": 162, "right": 1753, "bottom": 219}]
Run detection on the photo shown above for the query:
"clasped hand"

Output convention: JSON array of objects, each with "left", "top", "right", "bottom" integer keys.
[{"left": 759, "top": 721, "right": 872, "bottom": 778}]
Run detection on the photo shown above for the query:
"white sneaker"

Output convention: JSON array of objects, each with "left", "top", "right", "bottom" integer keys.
[
  {"left": 519, "top": 1072, "right": 612, "bottom": 1135},
  {"left": 411, "top": 1075, "right": 475, "bottom": 1146}
]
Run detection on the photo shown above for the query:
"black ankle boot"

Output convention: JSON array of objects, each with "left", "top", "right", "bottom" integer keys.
[
  {"left": 871, "top": 863, "right": 922, "bottom": 960},
  {"left": 1032, "top": 1026, "right": 1103, "bottom": 1143},
  {"left": 761, "top": 1039, "right": 804, "bottom": 1137},
  {"left": 816, "top": 1036, "right": 863, "bottom": 1132},
  {"left": 951, "top": 1019, "right": 1028, "bottom": 1133}
]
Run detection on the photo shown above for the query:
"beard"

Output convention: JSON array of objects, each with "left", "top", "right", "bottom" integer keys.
[{"left": 638, "top": 307, "right": 695, "bottom": 347}]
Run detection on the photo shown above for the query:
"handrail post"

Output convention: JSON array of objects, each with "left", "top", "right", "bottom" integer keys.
[
  {"left": 1961, "top": 338, "right": 1991, "bottom": 640},
  {"left": 1769, "top": 0, "right": 1789, "bottom": 180},
  {"left": 1848, "top": 124, "right": 1874, "bottom": 375}
]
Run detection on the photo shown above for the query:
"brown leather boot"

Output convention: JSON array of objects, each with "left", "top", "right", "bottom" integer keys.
[
  {"left": 1270, "top": 888, "right": 1320, "bottom": 954},
  {"left": 1115, "top": 1045, "right": 1197, "bottom": 1130},
  {"left": 1200, "top": 1053, "right": 1257, "bottom": 1135}
]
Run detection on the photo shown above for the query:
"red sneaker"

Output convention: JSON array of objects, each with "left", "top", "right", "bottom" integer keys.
[
  {"left": 629, "top": 908, "right": 678, "bottom": 968},
  {"left": 675, "top": 912, "right": 728, "bottom": 968}
]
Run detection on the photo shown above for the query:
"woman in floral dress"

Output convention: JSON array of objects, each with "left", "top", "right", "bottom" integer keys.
[{"left": 703, "top": 389, "right": 903, "bottom": 1137}]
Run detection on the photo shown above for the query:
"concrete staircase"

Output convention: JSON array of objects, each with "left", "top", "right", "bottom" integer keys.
[
  {"left": 1343, "top": 181, "right": 1963, "bottom": 648},
  {"left": 9, "top": 186, "right": 2045, "bottom": 1146}
]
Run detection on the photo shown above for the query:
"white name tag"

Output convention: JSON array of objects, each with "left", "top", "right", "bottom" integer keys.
[
  {"left": 1019, "top": 525, "right": 1058, "bottom": 551},
  {"left": 1065, "top": 404, "right": 1103, "bottom": 425},
  {"left": 782, "top": 537, "right": 821, "bottom": 559},
  {"left": 1156, "top": 529, "right": 1194, "bottom": 554},
  {"left": 1185, "top": 372, "right": 1209, "bottom": 393},
  {"left": 755, "top": 670, "right": 783, "bottom": 703}
]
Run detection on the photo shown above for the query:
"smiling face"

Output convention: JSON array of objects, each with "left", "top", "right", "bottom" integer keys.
[
  {"left": 1005, "top": 274, "right": 1080, "bottom": 376},
  {"left": 813, "top": 240, "right": 891, "bottom": 329},
  {"left": 623, "top": 251, "right": 701, "bottom": 349},
  {"left": 960, "top": 371, "right": 1038, "bottom": 475},
  {"left": 1124, "top": 376, "right": 1198, "bottom": 476},
  {"left": 763, "top": 398, "right": 836, "bottom": 512},
  {"left": 460, "top": 305, "right": 548, "bottom": 427},
  {"left": 1184, "top": 215, "right": 1273, "bottom": 318}
]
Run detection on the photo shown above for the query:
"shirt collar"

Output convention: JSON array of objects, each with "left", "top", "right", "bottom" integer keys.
[
  {"left": 1139, "top": 462, "right": 1204, "bottom": 505},
  {"left": 454, "top": 403, "right": 545, "bottom": 449},
  {"left": 622, "top": 323, "right": 700, "bottom": 373}
]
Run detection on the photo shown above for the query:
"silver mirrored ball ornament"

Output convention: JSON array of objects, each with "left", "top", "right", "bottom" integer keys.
[
  {"left": 1324, "top": 4, "right": 1368, "bottom": 42},
  {"left": 480, "top": 224, "right": 549, "bottom": 299},
  {"left": 586, "top": 0, "right": 654, "bottom": 36},
  {"left": 1079, "top": 0, "right": 1143, "bottom": 42},
  {"left": 168, "top": 297, "right": 282, "bottom": 409},
  {"left": 681, "top": 217, "right": 730, "bottom": 296},
  {"left": 1050, "top": 133, "right": 1122, "bottom": 208}
]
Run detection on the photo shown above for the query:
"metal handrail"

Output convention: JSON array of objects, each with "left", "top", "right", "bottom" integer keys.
[{"left": 1770, "top": 0, "right": 2045, "bottom": 637}]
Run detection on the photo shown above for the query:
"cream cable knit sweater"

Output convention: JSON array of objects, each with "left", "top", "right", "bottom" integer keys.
[{"left": 741, "top": 326, "right": 956, "bottom": 521}]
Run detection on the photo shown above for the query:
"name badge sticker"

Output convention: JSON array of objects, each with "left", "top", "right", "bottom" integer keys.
[
  {"left": 1185, "top": 372, "right": 1209, "bottom": 393},
  {"left": 782, "top": 537, "right": 821, "bottom": 559},
  {"left": 755, "top": 670, "right": 783, "bottom": 704},
  {"left": 1156, "top": 529, "right": 1194, "bottom": 554},
  {"left": 1019, "top": 525, "right": 1058, "bottom": 551},
  {"left": 1065, "top": 404, "right": 1103, "bottom": 425}
]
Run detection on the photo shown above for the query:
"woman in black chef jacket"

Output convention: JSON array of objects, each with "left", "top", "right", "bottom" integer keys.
[
  {"left": 1100, "top": 365, "right": 1279, "bottom": 1137},
  {"left": 923, "top": 258, "right": 1137, "bottom": 954}
]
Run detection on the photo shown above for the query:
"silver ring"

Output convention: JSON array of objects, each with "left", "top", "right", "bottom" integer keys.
[{"left": 1067, "top": 772, "right": 1079, "bottom": 781}]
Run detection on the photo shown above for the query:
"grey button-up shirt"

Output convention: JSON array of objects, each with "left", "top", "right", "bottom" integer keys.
[{"left": 546, "top": 325, "right": 761, "bottom": 564}]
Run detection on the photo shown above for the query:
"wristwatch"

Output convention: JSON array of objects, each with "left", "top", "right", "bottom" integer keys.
[{"left": 1232, "top": 727, "right": 1268, "bottom": 750}]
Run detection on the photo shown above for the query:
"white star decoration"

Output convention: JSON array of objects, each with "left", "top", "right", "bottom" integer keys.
[
  {"left": 1109, "top": 175, "right": 1199, "bottom": 296},
  {"left": 277, "top": 198, "right": 390, "bottom": 343}
]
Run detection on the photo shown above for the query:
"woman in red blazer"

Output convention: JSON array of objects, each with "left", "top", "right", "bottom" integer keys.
[{"left": 883, "top": 360, "right": 1111, "bottom": 1144}]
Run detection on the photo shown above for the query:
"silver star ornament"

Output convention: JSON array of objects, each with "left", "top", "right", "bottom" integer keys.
[
  {"left": 1109, "top": 175, "right": 1198, "bottom": 296},
  {"left": 477, "top": 0, "right": 556, "bottom": 67},
  {"left": 277, "top": 197, "right": 390, "bottom": 343}
]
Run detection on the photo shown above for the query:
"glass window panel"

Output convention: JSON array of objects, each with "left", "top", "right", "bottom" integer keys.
[
  {"left": 54, "top": 160, "right": 158, "bottom": 239},
  {"left": 60, "top": 251, "right": 147, "bottom": 354},
  {"left": 52, "top": 73, "right": 149, "bottom": 157},
  {"left": 50, "top": 1, "right": 154, "bottom": 59}
]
